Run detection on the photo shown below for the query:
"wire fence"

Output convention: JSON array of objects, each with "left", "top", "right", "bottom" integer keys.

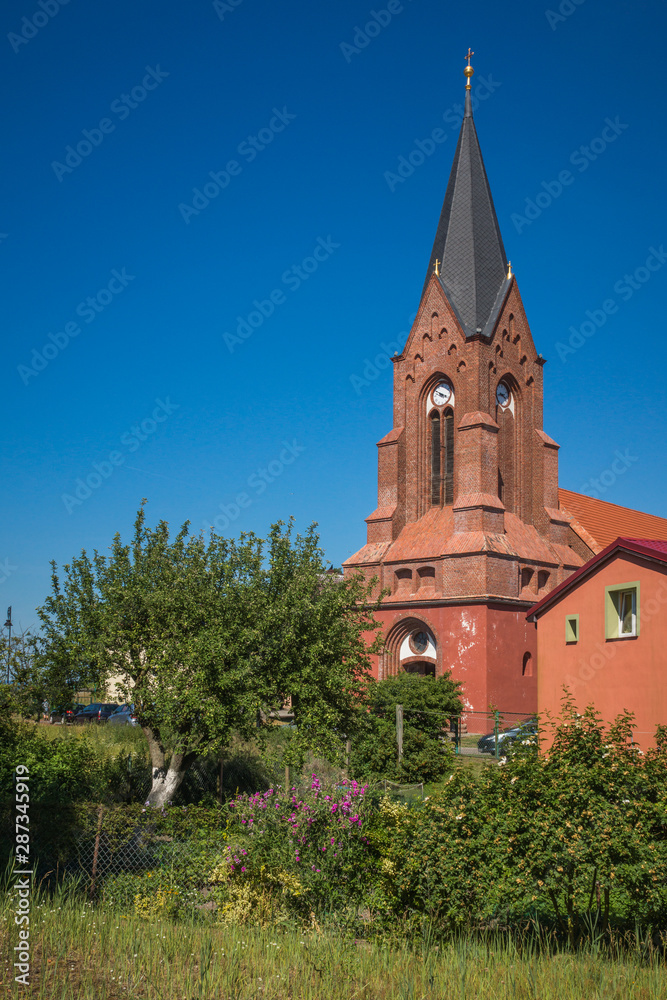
[
  {"left": 26, "top": 774, "right": 427, "bottom": 894},
  {"left": 393, "top": 707, "right": 537, "bottom": 760}
]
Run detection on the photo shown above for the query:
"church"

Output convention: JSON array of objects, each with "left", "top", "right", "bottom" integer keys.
[{"left": 343, "top": 54, "right": 667, "bottom": 716}]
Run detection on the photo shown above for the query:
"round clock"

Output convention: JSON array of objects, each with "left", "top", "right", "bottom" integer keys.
[
  {"left": 432, "top": 382, "right": 452, "bottom": 406},
  {"left": 496, "top": 382, "right": 510, "bottom": 407}
]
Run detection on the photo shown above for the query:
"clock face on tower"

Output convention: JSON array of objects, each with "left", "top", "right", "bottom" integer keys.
[
  {"left": 432, "top": 382, "right": 452, "bottom": 406},
  {"left": 496, "top": 382, "right": 510, "bottom": 407}
]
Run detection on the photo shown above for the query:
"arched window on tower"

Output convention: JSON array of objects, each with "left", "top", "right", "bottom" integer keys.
[
  {"left": 430, "top": 411, "right": 441, "bottom": 505},
  {"left": 430, "top": 407, "right": 455, "bottom": 506},
  {"left": 426, "top": 380, "right": 455, "bottom": 511},
  {"left": 443, "top": 407, "right": 454, "bottom": 505},
  {"left": 496, "top": 380, "right": 516, "bottom": 513}
]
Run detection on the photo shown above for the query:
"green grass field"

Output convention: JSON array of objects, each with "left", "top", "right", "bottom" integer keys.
[{"left": 2, "top": 887, "right": 666, "bottom": 1000}]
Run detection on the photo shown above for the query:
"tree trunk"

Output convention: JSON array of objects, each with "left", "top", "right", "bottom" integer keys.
[
  {"left": 146, "top": 757, "right": 190, "bottom": 807},
  {"left": 142, "top": 726, "right": 193, "bottom": 807}
]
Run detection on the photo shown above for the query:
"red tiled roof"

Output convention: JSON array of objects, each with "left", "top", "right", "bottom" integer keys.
[
  {"left": 559, "top": 489, "right": 667, "bottom": 549},
  {"left": 527, "top": 536, "right": 667, "bottom": 621},
  {"left": 625, "top": 538, "right": 667, "bottom": 556}
]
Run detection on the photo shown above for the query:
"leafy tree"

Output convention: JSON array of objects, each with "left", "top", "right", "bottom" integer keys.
[
  {"left": 36, "top": 504, "right": 382, "bottom": 805},
  {"left": 350, "top": 672, "right": 463, "bottom": 783},
  {"left": 393, "top": 698, "right": 667, "bottom": 940},
  {"left": 0, "top": 630, "right": 49, "bottom": 721}
]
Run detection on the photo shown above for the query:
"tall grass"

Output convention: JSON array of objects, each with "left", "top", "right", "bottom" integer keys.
[{"left": 1, "top": 883, "right": 666, "bottom": 999}]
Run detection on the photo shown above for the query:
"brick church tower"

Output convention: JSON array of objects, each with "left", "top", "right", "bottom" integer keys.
[{"left": 344, "top": 55, "right": 594, "bottom": 714}]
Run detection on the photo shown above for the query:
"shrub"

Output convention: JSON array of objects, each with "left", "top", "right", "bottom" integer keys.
[
  {"left": 393, "top": 703, "right": 667, "bottom": 941},
  {"left": 350, "top": 673, "right": 461, "bottom": 783},
  {"left": 211, "top": 775, "right": 374, "bottom": 923}
]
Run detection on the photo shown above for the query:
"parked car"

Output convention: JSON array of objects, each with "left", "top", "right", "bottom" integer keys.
[
  {"left": 72, "top": 703, "right": 120, "bottom": 724},
  {"left": 49, "top": 703, "right": 85, "bottom": 725},
  {"left": 477, "top": 719, "right": 538, "bottom": 755},
  {"left": 107, "top": 704, "right": 138, "bottom": 727}
]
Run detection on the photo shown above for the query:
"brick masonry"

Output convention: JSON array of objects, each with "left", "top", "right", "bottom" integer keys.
[{"left": 344, "top": 274, "right": 596, "bottom": 714}]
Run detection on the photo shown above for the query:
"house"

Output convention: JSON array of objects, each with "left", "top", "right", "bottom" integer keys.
[{"left": 527, "top": 538, "right": 667, "bottom": 747}]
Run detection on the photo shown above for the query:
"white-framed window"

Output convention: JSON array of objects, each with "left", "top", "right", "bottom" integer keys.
[{"left": 605, "top": 582, "right": 640, "bottom": 639}]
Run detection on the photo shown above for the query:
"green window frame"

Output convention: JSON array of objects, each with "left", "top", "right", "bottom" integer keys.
[
  {"left": 604, "top": 581, "right": 640, "bottom": 639},
  {"left": 565, "top": 614, "right": 579, "bottom": 643}
]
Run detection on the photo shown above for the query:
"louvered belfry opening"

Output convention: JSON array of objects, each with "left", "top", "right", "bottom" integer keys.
[
  {"left": 443, "top": 408, "right": 454, "bottom": 504},
  {"left": 430, "top": 411, "right": 441, "bottom": 505},
  {"left": 430, "top": 407, "right": 454, "bottom": 507}
]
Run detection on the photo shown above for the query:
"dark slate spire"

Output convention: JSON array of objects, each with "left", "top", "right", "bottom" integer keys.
[{"left": 422, "top": 54, "right": 510, "bottom": 338}]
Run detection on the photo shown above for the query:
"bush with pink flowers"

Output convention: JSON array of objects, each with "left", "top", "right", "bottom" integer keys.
[{"left": 213, "top": 774, "right": 375, "bottom": 921}]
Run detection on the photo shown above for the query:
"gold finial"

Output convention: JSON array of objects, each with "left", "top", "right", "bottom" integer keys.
[
  {"left": 434, "top": 259, "right": 441, "bottom": 276},
  {"left": 507, "top": 261, "right": 513, "bottom": 279},
  {"left": 464, "top": 47, "right": 475, "bottom": 89}
]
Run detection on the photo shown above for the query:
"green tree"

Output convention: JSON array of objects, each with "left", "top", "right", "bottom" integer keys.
[
  {"left": 350, "top": 672, "right": 463, "bottom": 783},
  {"left": 36, "top": 504, "right": 382, "bottom": 805},
  {"left": 394, "top": 698, "right": 667, "bottom": 939},
  {"left": 0, "top": 630, "right": 49, "bottom": 721}
]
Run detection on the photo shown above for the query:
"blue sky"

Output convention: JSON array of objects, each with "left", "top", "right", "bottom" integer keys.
[{"left": 2, "top": 0, "right": 666, "bottom": 633}]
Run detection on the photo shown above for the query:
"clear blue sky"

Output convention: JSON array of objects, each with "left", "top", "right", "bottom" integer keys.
[{"left": 2, "top": 0, "right": 666, "bottom": 634}]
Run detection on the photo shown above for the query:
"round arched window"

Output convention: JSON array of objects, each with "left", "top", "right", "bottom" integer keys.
[{"left": 409, "top": 630, "right": 429, "bottom": 655}]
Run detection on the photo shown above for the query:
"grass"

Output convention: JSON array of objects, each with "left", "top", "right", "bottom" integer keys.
[
  {"left": 34, "top": 722, "right": 148, "bottom": 755},
  {"left": 2, "top": 887, "right": 667, "bottom": 999}
]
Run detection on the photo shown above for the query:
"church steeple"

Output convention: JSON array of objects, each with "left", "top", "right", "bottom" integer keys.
[{"left": 422, "top": 51, "right": 510, "bottom": 338}]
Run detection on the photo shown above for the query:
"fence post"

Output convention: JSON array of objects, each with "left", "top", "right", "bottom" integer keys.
[
  {"left": 452, "top": 716, "right": 460, "bottom": 755},
  {"left": 217, "top": 759, "right": 224, "bottom": 805},
  {"left": 89, "top": 806, "right": 104, "bottom": 898},
  {"left": 396, "top": 704, "right": 403, "bottom": 765},
  {"left": 494, "top": 711, "right": 500, "bottom": 760}
]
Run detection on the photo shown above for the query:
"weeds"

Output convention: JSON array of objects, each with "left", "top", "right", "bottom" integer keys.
[{"left": 2, "top": 887, "right": 667, "bottom": 999}]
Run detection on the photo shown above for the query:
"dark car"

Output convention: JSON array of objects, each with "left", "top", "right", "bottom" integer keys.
[
  {"left": 477, "top": 720, "right": 538, "bottom": 755},
  {"left": 49, "top": 703, "right": 85, "bottom": 725},
  {"left": 72, "top": 703, "right": 120, "bottom": 724},
  {"left": 107, "top": 704, "right": 138, "bottom": 727}
]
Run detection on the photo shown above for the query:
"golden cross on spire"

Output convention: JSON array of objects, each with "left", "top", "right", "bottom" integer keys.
[
  {"left": 464, "top": 48, "right": 475, "bottom": 89},
  {"left": 434, "top": 259, "right": 441, "bottom": 276}
]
